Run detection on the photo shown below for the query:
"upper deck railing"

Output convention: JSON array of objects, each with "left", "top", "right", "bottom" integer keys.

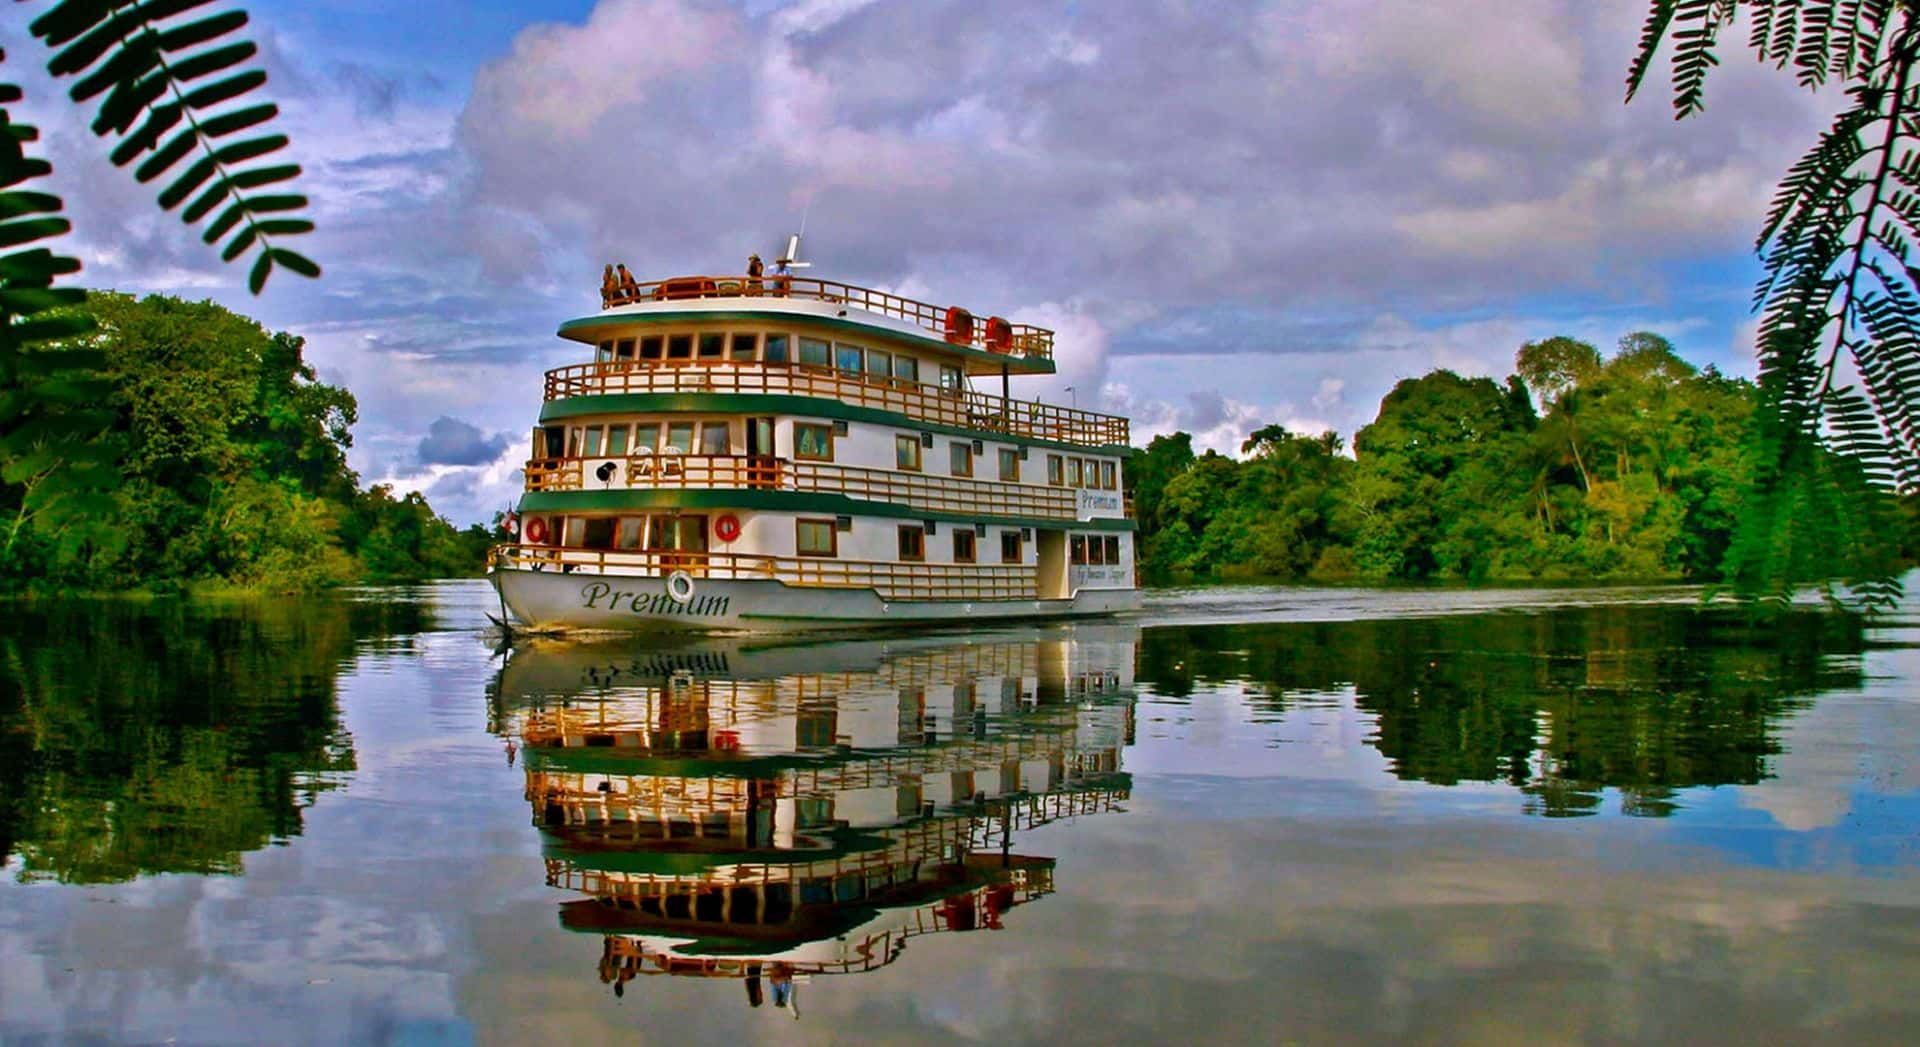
[
  {"left": 599, "top": 273, "right": 1055, "bottom": 362},
  {"left": 544, "top": 360, "right": 1130, "bottom": 448}
]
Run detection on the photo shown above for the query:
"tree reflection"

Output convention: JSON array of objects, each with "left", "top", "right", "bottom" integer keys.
[
  {"left": 0, "top": 598, "right": 422, "bottom": 883},
  {"left": 1136, "top": 604, "right": 1864, "bottom": 815}
]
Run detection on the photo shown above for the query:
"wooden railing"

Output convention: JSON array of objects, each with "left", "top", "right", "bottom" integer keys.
[
  {"left": 490, "top": 543, "right": 1038, "bottom": 602},
  {"left": 601, "top": 273, "right": 1054, "bottom": 361},
  {"left": 544, "top": 360, "right": 1129, "bottom": 448},
  {"left": 523, "top": 453, "right": 1092, "bottom": 520}
]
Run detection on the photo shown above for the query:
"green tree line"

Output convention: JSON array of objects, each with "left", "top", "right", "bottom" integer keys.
[
  {"left": 0, "top": 292, "right": 492, "bottom": 593},
  {"left": 1129, "top": 331, "right": 1917, "bottom": 584}
]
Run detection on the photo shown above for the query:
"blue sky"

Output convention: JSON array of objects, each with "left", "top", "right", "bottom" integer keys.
[{"left": 15, "top": 0, "right": 1840, "bottom": 525}]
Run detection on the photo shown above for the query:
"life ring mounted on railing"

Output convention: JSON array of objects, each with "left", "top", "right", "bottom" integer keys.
[
  {"left": 714, "top": 514, "right": 741, "bottom": 542},
  {"left": 524, "top": 517, "right": 549, "bottom": 544},
  {"left": 665, "top": 570, "right": 696, "bottom": 603},
  {"left": 984, "top": 316, "right": 1013, "bottom": 353},
  {"left": 944, "top": 305, "right": 974, "bottom": 345}
]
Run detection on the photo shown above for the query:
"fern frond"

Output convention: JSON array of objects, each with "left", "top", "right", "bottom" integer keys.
[{"left": 27, "top": 0, "right": 318, "bottom": 293}]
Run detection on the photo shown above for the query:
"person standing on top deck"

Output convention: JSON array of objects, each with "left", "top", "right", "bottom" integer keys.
[
  {"left": 600, "top": 264, "right": 617, "bottom": 308},
  {"left": 616, "top": 263, "right": 639, "bottom": 300},
  {"left": 746, "top": 253, "right": 763, "bottom": 296},
  {"left": 771, "top": 257, "right": 791, "bottom": 297}
]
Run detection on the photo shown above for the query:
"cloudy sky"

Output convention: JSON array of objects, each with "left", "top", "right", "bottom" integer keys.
[{"left": 14, "top": 0, "right": 1839, "bottom": 525}]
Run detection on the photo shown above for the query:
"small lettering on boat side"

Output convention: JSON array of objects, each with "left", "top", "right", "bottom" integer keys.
[{"left": 579, "top": 581, "right": 731, "bottom": 618}]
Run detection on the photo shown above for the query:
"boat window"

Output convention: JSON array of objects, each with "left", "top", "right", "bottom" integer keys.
[
  {"left": 796, "top": 518, "right": 836, "bottom": 557},
  {"left": 1102, "top": 461, "right": 1117, "bottom": 489},
  {"left": 1071, "top": 535, "right": 1087, "bottom": 565},
  {"left": 606, "top": 425, "right": 629, "bottom": 456},
  {"left": 666, "top": 422, "right": 695, "bottom": 454},
  {"left": 667, "top": 334, "right": 694, "bottom": 359},
  {"left": 953, "top": 529, "right": 976, "bottom": 563},
  {"left": 1104, "top": 535, "right": 1120, "bottom": 563},
  {"left": 895, "top": 435, "right": 921, "bottom": 471},
  {"left": 583, "top": 517, "right": 615, "bottom": 550},
  {"left": 581, "top": 426, "right": 604, "bottom": 457},
  {"left": 1047, "top": 454, "right": 1063, "bottom": 486},
  {"left": 939, "top": 364, "right": 963, "bottom": 392},
  {"left": 897, "top": 525, "right": 924, "bottom": 562},
  {"left": 676, "top": 515, "right": 708, "bottom": 553},
  {"left": 633, "top": 422, "right": 660, "bottom": 451},
  {"left": 998, "top": 448, "right": 1019, "bottom": 482},
  {"left": 1086, "top": 461, "right": 1102, "bottom": 489},
  {"left": 645, "top": 516, "right": 672, "bottom": 550},
  {"left": 1000, "top": 530, "right": 1022, "bottom": 564},
  {"left": 894, "top": 356, "right": 919, "bottom": 385},
  {"left": 1066, "top": 458, "right": 1082, "bottom": 486},
  {"left": 764, "top": 334, "right": 790, "bottom": 363},
  {"left": 799, "top": 337, "right": 830, "bottom": 369},
  {"left": 615, "top": 338, "right": 636, "bottom": 360},
  {"left": 836, "top": 343, "right": 863, "bottom": 374},
  {"left": 698, "top": 333, "right": 725, "bottom": 359},
  {"left": 730, "top": 333, "right": 757, "bottom": 360},
  {"left": 616, "top": 517, "right": 644, "bottom": 550},
  {"left": 795, "top": 423, "right": 833, "bottom": 461},
  {"left": 949, "top": 442, "right": 972, "bottom": 477},
  {"left": 597, "top": 340, "right": 612, "bottom": 362},
  {"left": 566, "top": 427, "right": 583, "bottom": 456},
  {"left": 1088, "top": 535, "right": 1105, "bottom": 565},
  {"left": 865, "top": 348, "right": 892, "bottom": 382},
  {"left": 640, "top": 335, "right": 664, "bottom": 360},
  {"left": 700, "top": 421, "right": 730, "bottom": 455}
]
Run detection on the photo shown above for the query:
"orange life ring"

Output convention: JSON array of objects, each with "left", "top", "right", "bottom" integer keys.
[
  {"left": 944, "top": 306, "right": 974, "bottom": 345},
  {"left": 714, "top": 513, "right": 741, "bottom": 542},
  {"left": 985, "top": 316, "right": 1013, "bottom": 353},
  {"left": 524, "top": 517, "right": 549, "bottom": 544}
]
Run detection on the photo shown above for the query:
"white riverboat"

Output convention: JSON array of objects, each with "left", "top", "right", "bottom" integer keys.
[{"left": 488, "top": 249, "right": 1141, "bottom": 632}]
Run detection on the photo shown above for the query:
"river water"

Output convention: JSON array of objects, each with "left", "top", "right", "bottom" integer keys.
[{"left": 1, "top": 581, "right": 1916, "bottom": 1044}]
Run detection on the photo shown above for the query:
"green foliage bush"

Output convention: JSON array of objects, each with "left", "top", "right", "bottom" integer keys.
[{"left": 0, "top": 292, "right": 493, "bottom": 592}]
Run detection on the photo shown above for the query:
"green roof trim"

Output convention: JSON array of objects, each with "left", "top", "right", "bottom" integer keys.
[
  {"left": 516, "top": 486, "right": 1137, "bottom": 531},
  {"left": 538, "top": 392, "right": 1131, "bottom": 455},
  {"left": 558, "top": 310, "right": 1057, "bottom": 376}
]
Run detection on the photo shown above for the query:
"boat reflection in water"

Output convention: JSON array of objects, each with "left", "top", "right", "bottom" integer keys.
[{"left": 487, "top": 626, "right": 1138, "bottom": 1010}]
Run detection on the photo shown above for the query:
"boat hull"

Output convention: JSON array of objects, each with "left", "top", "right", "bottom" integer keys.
[{"left": 489, "top": 565, "right": 1139, "bottom": 632}]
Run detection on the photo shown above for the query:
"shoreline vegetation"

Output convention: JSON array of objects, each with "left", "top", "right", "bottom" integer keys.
[
  {"left": 1127, "top": 332, "right": 1918, "bottom": 587},
  {"left": 0, "top": 293, "right": 490, "bottom": 596},
  {"left": 3, "top": 295, "right": 1909, "bottom": 596}
]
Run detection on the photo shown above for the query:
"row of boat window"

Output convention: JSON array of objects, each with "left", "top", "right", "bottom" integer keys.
[
  {"left": 535, "top": 418, "right": 1121, "bottom": 490},
  {"left": 556, "top": 512, "right": 1044, "bottom": 564},
  {"left": 593, "top": 331, "right": 967, "bottom": 390},
  {"left": 1071, "top": 535, "right": 1124, "bottom": 566},
  {"left": 890, "top": 435, "right": 1118, "bottom": 488},
  {"left": 541, "top": 418, "right": 735, "bottom": 458}
]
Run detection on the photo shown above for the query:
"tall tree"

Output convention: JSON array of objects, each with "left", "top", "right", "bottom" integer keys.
[
  {"left": 1627, "top": 1, "right": 1915, "bottom": 606},
  {"left": 0, "top": 3, "right": 317, "bottom": 567}
]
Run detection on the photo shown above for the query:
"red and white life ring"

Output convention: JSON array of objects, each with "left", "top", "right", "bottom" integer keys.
[
  {"left": 944, "top": 305, "right": 974, "bottom": 345},
  {"left": 524, "top": 517, "right": 549, "bottom": 544},
  {"left": 984, "top": 316, "right": 1013, "bottom": 353},
  {"left": 714, "top": 513, "right": 741, "bottom": 542}
]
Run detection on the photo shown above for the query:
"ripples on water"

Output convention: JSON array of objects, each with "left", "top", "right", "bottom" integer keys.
[{"left": 1, "top": 581, "right": 1916, "bottom": 1044}]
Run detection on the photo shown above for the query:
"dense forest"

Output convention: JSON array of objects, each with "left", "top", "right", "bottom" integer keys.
[
  {"left": 0, "top": 293, "right": 492, "bottom": 593},
  {"left": 1128, "top": 332, "right": 1916, "bottom": 584}
]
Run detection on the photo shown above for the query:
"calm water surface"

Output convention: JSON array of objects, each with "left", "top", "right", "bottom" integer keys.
[{"left": 2, "top": 582, "right": 1917, "bottom": 1044}]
